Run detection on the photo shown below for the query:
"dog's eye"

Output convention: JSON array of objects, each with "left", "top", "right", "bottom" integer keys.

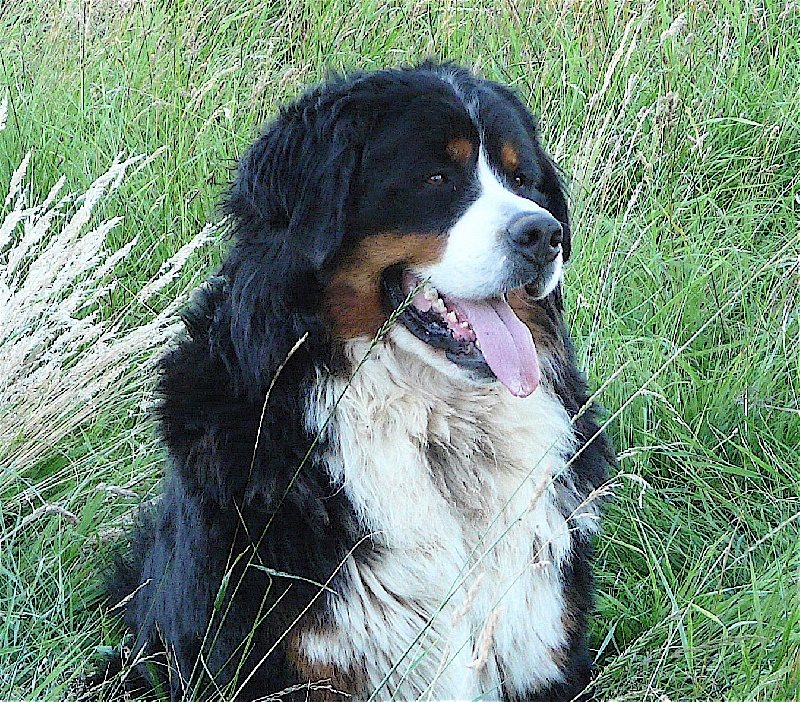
[
  {"left": 426, "top": 173, "right": 447, "bottom": 186},
  {"left": 512, "top": 174, "right": 527, "bottom": 189}
]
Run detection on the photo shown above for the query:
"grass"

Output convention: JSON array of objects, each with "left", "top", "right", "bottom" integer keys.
[{"left": 1, "top": 0, "right": 798, "bottom": 699}]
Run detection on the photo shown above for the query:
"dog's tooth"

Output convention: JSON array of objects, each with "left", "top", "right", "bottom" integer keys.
[
  {"left": 475, "top": 338, "right": 481, "bottom": 349},
  {"left": 423, "top": 284, "right": 438, "bottom": 301},
  {"left": 433, "top": 298, "right": 447, "bottom": 314},
  {"left": 446, "top": 311, "right": 458, "bottom": 325},
  {"left": 460, "top": 321, "right": 471, "bottom": 329}
]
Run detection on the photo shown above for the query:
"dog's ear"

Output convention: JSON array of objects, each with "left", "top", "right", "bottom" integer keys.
[
  {"left": 534, "top": 145, "right": 571, "bottom": 264},
  {"left": 512, "top": 95, "right": 571, "bottom": 263},
  {"left": 226, "top": 91, "right": 363, "bottom": 269},
  {"left": 482, "top": 83, "right": 572, "bottom": 263},
  {"left": 217, "top": 90, "right": 367, "bottom": 394}
]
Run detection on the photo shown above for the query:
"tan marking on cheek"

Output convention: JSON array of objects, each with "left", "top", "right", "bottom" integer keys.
[
  {"left": 501, "top": 142, "right": 520, "bottom": 173},
  {"left": 447, "top": 137, "right": 474, "bottom": 165},
  {"left": 325, "top": 233, "right": 446, "bottom": 339},
  {"left": 507, "top": 290, "right": 567, "bottom": 364},
  {"left": 286, "top": 631, "right": 363, "bottom": 700}
]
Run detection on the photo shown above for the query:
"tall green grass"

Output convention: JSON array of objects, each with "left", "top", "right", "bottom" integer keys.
[{"left": 1, "top": 0, "right": 798, "bottom": 699}]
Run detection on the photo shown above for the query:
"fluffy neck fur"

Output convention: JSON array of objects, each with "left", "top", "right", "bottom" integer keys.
[{"left": 299, "top": 329, "right": 598, "bottom": 699}]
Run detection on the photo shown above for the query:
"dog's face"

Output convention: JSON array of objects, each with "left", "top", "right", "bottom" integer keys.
[
  {"left": 228, "top": 66, "right": 570, "bottom": 398},
  {"left": 348, "top": 82, "right": 565, "bottom": 300}
]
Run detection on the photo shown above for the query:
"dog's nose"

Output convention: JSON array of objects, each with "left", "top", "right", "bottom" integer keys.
[{"left": 506, "top": 211, "right": 563, "bottom": 263}]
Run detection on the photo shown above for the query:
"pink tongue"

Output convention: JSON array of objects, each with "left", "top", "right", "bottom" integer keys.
[{"left": 456, "top": 297, "right": 540, "bottom": 397}]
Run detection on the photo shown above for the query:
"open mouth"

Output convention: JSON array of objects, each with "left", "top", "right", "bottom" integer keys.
[{"left": 382, "top": 266, "right": 541, "bottom": 397}]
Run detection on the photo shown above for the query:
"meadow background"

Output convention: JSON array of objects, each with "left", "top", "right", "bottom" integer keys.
[{"left": 1, "top": 0, "right": 798, "bottom": 699}]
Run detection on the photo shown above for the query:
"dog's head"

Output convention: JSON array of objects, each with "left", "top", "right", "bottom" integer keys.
[{"left": 226, "top": 64, "right": 570, "bottom": 397}]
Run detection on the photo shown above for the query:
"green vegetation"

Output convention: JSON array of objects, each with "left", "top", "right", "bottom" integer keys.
[{"left": 1, "top": 0, "right": 798, "bottom": 699}]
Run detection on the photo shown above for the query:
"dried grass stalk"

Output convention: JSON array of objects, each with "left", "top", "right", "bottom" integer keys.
[{"left": 0, "top": 146, "right": 211, "bottom": 479}]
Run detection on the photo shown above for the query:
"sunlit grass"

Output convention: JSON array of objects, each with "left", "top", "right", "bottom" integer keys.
[{"left": 1, "top": 0, "right": 798, "bottom": 699}]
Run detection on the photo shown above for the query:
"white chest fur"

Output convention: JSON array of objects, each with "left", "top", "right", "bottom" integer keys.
[{"left": 301, "top": 332, "right": 595, "bottom": 700}]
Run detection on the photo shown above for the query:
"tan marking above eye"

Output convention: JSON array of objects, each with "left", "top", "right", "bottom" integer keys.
[
  {"left": 446, "top": 137, "right": 474, "bottom": 165},
  {"left": 501, "top": 142, "right": 520, "bottom": 172}
]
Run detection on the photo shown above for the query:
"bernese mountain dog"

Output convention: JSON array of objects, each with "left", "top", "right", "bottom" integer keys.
[{"left": 108, "top": 63, "right": 614, "bottom": 702}]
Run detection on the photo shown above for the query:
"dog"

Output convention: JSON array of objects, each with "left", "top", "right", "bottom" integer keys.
[{"left": 107, "top": 63, "right": 614, "bottom": 702}]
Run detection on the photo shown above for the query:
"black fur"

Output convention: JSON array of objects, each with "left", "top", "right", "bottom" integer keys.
[{"left": 103, "top": 63, "right": 614, "bottom": 702}]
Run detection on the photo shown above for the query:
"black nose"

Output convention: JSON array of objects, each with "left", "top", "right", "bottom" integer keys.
[{"left": 506, "top": 211, "right": 563, "bottom": 263}]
